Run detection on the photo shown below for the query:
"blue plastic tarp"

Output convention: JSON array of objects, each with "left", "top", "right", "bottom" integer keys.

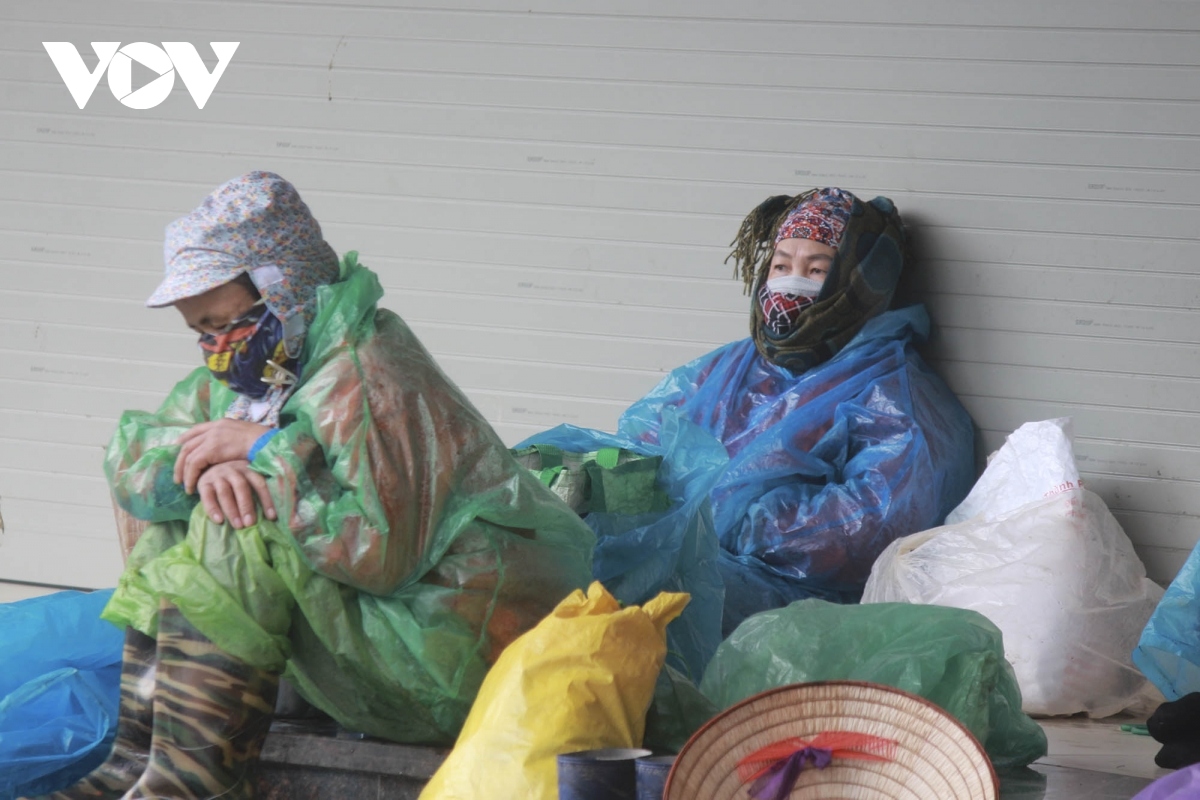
[
  {"left": 1134, "top": 537, "right": 1200, "bottom": 701},
  {"left": 0, "top": 590, "right": 122, "bottom": 800}
]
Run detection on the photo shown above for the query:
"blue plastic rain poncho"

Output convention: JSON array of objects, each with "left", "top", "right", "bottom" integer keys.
[
  {"left": 520, "top": 190, "right": 975, "bottom": 648},
  {"left": 528, "top": 306, "right": 974, "bottom": 637}
]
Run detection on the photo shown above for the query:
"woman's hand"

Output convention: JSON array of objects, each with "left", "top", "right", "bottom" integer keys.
[
  {"left": 175, "top": 419, "right": 271, "bottom": 493},
  {"left": 196, "top": 461, "right": 278, "bottom": 529}
]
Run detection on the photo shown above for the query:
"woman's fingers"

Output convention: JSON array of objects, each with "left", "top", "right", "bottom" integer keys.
[
  {"left": 198, "top": 474, "right": 224, "bottom": 525},
  {"left": 180, "top": 444, "right": 215, "bottom": 494},
  {"left": 210, "top": 471, "right": 244, "bottom": 528},
  {"left": 229, "top": 470, "right": 259, "bottom": 529},
  {"left": 196, "top": 462, "right": 276, "bottom": 528},
  {"left": 173, "top": 434, "right": 202, "bottom": 485},
  {"left": 244, "top": 468, "right": 277, "bottom": 522}
]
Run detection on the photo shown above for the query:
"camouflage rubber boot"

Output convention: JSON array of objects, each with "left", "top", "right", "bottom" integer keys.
[
  {"left": 27, "top": 627, "right": 156, "bottom": 799},
  {"left": 122, "top": 602, "right": 279, "bottom": 800}
]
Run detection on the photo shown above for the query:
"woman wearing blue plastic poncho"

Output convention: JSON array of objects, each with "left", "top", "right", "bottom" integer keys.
[
  {"left": 520, "top": 188, "right": 975, "bottom": 642},
  {"left": 29, "top": 172, "right": 594, "bottom": 800}
]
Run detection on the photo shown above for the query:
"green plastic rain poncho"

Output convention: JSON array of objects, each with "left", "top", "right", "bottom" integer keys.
[{"left": 101, "top": 252, "right": 595, "bottom": 743}]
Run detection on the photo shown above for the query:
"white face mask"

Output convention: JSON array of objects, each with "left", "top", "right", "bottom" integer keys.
[{"left": 765, "top": 274, "right": 825, "bottom": 298}]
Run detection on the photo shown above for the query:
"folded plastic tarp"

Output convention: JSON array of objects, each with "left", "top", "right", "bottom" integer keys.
[{"left": 0, "top": 589, "right": 122, "bottom": 800}]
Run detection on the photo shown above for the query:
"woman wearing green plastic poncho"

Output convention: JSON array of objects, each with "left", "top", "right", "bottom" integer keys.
[{"left": 33, "top": 172, "right": 594, "bottom": 800}]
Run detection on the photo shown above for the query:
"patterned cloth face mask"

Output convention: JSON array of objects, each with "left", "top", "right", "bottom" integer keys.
[
  {"left": 759, "top": 274, "right": 825, "bottom": 336},
  {"left": 198, "top": 299, "right": 299, "bottom": 398}
]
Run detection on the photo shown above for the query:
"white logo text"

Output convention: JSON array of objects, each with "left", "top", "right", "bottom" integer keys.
[{"left": 42, "top": 42, "right": 240, "bottom": 109}]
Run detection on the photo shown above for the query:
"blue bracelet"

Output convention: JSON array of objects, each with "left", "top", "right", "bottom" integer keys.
[{"left": 247, "top": 428, "right": 281, "bottom": 462}]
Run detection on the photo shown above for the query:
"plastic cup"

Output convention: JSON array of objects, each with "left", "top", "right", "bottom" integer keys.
[
  {"left": 635, "top": 755, "right": 676, "bottom": 800},
  {"left": 558, "top": 747, "right": 653, "bottom": 800}
]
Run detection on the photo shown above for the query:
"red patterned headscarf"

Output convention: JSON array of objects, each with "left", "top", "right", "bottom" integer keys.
[{"left": 773, "top": 187, "right": 854, "bottom": 248}]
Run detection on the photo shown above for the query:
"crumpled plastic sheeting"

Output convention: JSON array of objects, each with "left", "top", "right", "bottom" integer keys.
[
  {"left": 524, "top": 305, "right": 974, "bottom": 636},
  {"left": 0, "top": 590, "right": 122, "bottom": 800},
  {"left": 516, "top": 410, "right": 727, "bottom": 681},
  {"left": 699, "top": 599, "right": 1047, "bottom": 769},
  {"left": 1135, "top": 537, "right": 1200, "bottom": 701},
  {"left": 1132, "top": 762, "right": 1200, "bottom": 800}
]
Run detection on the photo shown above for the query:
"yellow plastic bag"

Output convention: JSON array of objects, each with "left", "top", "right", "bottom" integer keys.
[{"left": 419, "top": 581, "right": 689, "bottom": 800}]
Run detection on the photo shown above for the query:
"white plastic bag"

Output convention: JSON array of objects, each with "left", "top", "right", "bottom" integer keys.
[{"left": 863, "top": 418, "right": 1163, "bottom": 717}]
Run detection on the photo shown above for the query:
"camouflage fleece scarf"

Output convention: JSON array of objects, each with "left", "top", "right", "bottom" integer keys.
[{"left": 727, "top": 189, "right": 906, "bottom": 374}]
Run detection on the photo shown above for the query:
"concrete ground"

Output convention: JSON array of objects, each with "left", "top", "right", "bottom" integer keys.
[{"left": 1001, "top": 717, "right": 1169, "bottom": 798}]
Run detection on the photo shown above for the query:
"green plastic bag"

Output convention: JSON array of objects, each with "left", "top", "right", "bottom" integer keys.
[
  {"left": 511, "top": 444, "right": 671, "bottom": 517},
  {"left": 643, "top": 664, "right": 719, "bottom": 753},
  {"left": 699, "top": 599, "right": 1047, "bottom": 768}
]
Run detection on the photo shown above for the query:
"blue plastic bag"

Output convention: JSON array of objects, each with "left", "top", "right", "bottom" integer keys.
[
  {"left": 0, "top": 590, "right": 123, "bottom": 800},
  {"left": 523, "top": 305, "right": 975, "bottom": 641},
  {"left": 1134, "top": 538, "right": 1200, "bottom": 700}
]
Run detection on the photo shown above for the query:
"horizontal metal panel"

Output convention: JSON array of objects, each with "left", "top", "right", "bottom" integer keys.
[
  {"left": 924, "top": 294, "right": 1199, "bottom": 344},
  {"left": 267, "top": 0, "right": 1200, "bottom": 30},
  {"left": 12, "top": 0, "right": 1200, "bottom": 31},
  {"left": 914, "top": 262, "right": 1200, "bottom": 308},
  {"left": 472, "top": 389, "right": 626, "bottom": 435},
  {"left": 9, "top": 3, "right": 1200, "bottom": 62},
  {"left": 0, "top": 438, "right": 109, "bottom": 482},
  {"left": 5, "top": 133, "right": 1200, "bottom": 219},
  {"left": 0, "top": 377, "right": 167, "bottom": 419},
  {"left": 410, "top": 320, "right": 715, "bottom": 374},
  {"left": 0, "top": 519, "right": 124, "bottom": 588},
  {"left": 925, "top": 327, "right": 1198, "bottom": 377},
  {"left": 0, "top": 466, "right": 111, "bottom": 508},
  {"left": 12, "top": 24, "right": 1200, "bottom": 103},
  {"left": 7, "top": 82, "right": 1200, "bottom": 172},
  {"left": 0, "top": 407, "right": 117, "bottom": 446},
  {"left": 1113, "top": 509, "right": 1200, "bottom": 552},
  {"left": 1066, "top": 473, "right": 1200, "bottom": 518},
  {"left": 2, "top": 259, "right": 165, "bottom": 301},
  {"left": 435, "top": 352, "right": 667, "bottom": 405},
  {"left": 956, "top": 395, "right": 1200, "bottom": 449},
  {"left": 0, "top": 319, "right": 195, "bottom": 364},
  {"left": 934, "top": 360, "right": 1200, "bottom": 414},
  {"left": 0, "top": 346, "right": 197, "bottom": 393}
]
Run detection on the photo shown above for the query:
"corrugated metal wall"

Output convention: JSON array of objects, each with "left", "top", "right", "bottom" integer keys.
[{"left": 2, "top": 0, "right": 1197, "bottom": 590}]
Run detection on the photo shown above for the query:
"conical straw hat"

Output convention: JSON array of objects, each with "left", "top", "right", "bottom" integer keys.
[{"left": 665, "top": 681, "right": 998, "bottom": 800}]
